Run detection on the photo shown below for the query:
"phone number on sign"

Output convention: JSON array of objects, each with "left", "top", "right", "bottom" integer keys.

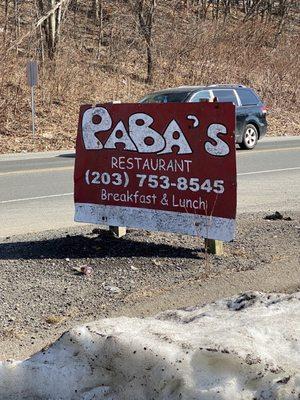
[{"left": 85, "top": 170, "right": 225, "bottom": 194}]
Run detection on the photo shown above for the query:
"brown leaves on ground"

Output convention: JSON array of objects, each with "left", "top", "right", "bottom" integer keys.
[{"left": 0, "top": 2, "right": 299, "bottom": 154}]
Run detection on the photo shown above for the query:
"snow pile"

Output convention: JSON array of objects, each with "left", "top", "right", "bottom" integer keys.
[{"left": 1, "top": 292, "right": 299, "bottom": 399}]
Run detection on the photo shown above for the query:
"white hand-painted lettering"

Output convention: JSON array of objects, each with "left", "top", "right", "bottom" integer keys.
[
  {"left": 159, "top": 120, "right": 192, "bottom": 154},
  {"left": 129, "top": 113, "right": 166, "bottom": 153},
  {"left": 82, "top": 107, "right": 112, "bottom": 150},
  {"left": 104, "top": 121, "right": 137, "bottom": 151},
  {"left": 111, "top": 157, "right": 192, "bottom": 173},
  {"left": 187, "top": 115, "right": 199, "bottom": 128},
  {"left": 205, "top": 124, "right": 230, "bottom": 156},
  {"left": 81, "top": 108, "right": 229, "bottom": 156}
]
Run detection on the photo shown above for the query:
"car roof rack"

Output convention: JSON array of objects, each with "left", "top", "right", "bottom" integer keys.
[
  {"left": 207, "top": 84, "right": 246, "bottom": 88},
  {"left": 176, "top": 85, "right": 205, "bottom": 89}
]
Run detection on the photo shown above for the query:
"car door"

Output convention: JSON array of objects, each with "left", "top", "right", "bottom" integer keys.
[{"left": 211, "top": 89, "right": 239, "bottom": 139}]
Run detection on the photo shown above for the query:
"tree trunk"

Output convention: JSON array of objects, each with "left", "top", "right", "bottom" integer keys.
[
  {"left": 131, "top": 0, "right": 156, "bottom": 83},
  {"left": 4, "top": 0, "right": 9, "bottom": 44},
  {"left": 92, "top": 0, "right": 99, "bottom": 20},
  {"left": 146, "top": 42, "right": 153, "bottom": 83},
  {"left": 36, "top": 0, "right": 68, "bottom": 59}
]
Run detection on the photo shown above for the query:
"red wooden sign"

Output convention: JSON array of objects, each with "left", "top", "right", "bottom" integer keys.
[{"left": 74, "top": 102, "right": 236, "bottom": 241}]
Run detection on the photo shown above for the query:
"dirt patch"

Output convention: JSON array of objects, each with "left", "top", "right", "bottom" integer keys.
[{"left": 0, "top": 211, "right": 299, "bottom": 360}]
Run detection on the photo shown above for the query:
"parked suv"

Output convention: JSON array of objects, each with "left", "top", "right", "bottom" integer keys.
[{"left": 139, "top": 84, "right": 267, "bottom": 150}]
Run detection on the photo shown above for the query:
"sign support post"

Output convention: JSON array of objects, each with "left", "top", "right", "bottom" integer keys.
[
  {"left": 205, "top": 239, "right": 224, "bottom": 255},
  {"left": 109, "top": 226, "right": 127, "bottom": 238},
  {"left": 108, "top": 100, "right": 127, "bottom": 239},
  {"left": 26, "top": 61, "right": 38, "bottom": 137},
  {"left": 31, "top": 85, "right": 36, "bottom": 136}
]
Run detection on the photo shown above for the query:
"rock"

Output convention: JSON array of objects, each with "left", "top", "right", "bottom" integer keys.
[
  {"left": 72, "top": 266, "right": 93, "bottom": 276},
  {"left": 264, "top": 211, "right": 293, "bottom": 221},
  {"left": 265, "top": 211, "right": 283, "bottom": 220},
  {"left": 81, "top": 266, "right": 93, "bottom": 276},
  {"left": 42, "top": 133, "right": 54, "bottom": 140},
  {"left": 0, "top": 292, "right": 299, "bottom": 399},
  {"left": 103, "top": 285, "right": 121, "bottom": 294}
]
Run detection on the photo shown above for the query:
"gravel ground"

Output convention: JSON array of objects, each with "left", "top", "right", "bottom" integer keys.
[{"left": 0, "top": 211, "right": 299, "bottom": 360}]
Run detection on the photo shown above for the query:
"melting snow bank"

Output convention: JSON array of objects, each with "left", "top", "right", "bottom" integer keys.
[{"left": 1, "top": 292, "right": 300, "bottom": 400}]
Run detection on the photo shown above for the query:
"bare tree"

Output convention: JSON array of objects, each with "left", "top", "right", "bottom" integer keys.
[
  {"left": 92, "top": 0, "right": 104, "bottom": 55},
  {"left": 3, "top": 0, "right": 9, "bottom": 44},
  {"left": 37, "top": 0, "right": 69, "bottom": 59},
  {"left": 92, "top": 0, "right": 100, "bottom": 20},
  {"left": 212, "top": 0, "right": 220, "bottom": 20},
  {"left": 130, "top": 0, "right": 156, "bottom": 84},
  {"left": 274, "top": 0, "right": 292, "bottom": 45}
]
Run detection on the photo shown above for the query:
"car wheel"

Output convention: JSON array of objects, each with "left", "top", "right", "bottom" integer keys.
[{"left": 239, "top": 124, "right": 258, "bottom": 150}]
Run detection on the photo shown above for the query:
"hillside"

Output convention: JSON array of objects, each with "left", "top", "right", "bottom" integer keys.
[{"left": 0, "top": 0, "right": 299, "bottom": 153}]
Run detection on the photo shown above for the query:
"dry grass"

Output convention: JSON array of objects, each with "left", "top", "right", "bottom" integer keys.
[
  {"left": 45, "top": 315, "right": 66, "bottom": 325},
  {"left": 1, "top": 328, "right": 26, "bottom": 340},
  {"left": 44, "top": 305, "right": 79, "bottom": 324},
  {"left": 0, "top": 1, "right": 299, "bottom": 154}
]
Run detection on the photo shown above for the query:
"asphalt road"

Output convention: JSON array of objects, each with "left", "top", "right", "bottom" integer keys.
[{"left": 0, "top": 137, "right": 299, "bottom": 238}]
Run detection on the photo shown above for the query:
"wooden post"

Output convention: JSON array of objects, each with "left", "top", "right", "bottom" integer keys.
[
  {"left": 205, "top": 239, "right": 224, "bottom": 255},
  {"left": 108, "top": 100, "right": 126, "bottom": 239},
  {"left": 109, "top": 226, "right": 127, "bottom": 238}
]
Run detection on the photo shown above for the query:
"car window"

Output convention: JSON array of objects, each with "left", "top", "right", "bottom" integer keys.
[
  {"left": 212, "top": 89, "right": 238, "bottom": 105},
  {"left": 189, "top": 90, "right": 212, "bottom": 102},
  {"left": 139, "top": 92, "right": 190, "bottom": 103},
  {"left": 236, "top": 89, "right": 259, "bottom": 106}
]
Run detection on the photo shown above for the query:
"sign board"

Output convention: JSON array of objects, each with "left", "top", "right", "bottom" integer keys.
[
  {"left": 74, "top": 103, "right": 237, "bottom": 241},
  {"left": 26, "top": 61, "right": 38, "bottom": 87}
]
